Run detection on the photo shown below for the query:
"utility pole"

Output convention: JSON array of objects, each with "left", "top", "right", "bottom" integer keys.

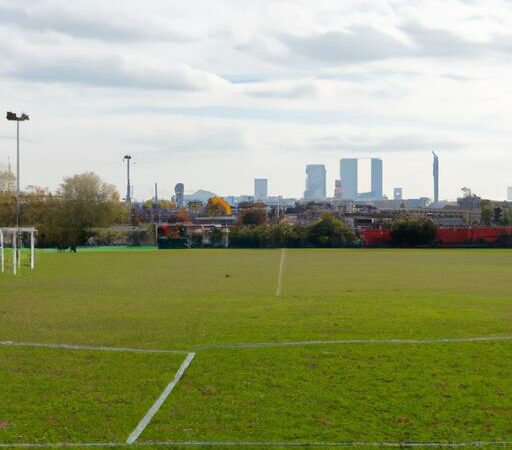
[{"left": 152, "top": 182, "right": 159, "bottom": 225}]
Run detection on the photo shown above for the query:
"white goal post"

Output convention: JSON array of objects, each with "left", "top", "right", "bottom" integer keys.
[{"left": 0, "top": 227, "right": 37, "bottom": 275}]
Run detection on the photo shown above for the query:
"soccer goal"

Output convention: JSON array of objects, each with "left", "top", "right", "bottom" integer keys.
[{"left": 0, "top": 227, "right": 37, "bottom": 275}]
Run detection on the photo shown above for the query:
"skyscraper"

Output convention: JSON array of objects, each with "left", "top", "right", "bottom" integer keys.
[
  {"left": 254, "top": 178, "right": 268, "bottom": 202},
  {"left": 371, "top": 158, "right": 383, "bottom": 199},
  {"left": 334, "top": 179, "right": 342, "bottom": 200},
  {"left": 394, "top": 187, "right": 403, "bottom": 200},
  {"left": 340, "top": 158, "right": 358, "bottom": 200},
  {"left": 433, "top": 151, "right": 439, "bottom": 204},
  {"left": 304, "top": 164, "right": 326, "bottom": 201},
  {"left": 508, "top": 186, "right": 512, "bottom": 202}
]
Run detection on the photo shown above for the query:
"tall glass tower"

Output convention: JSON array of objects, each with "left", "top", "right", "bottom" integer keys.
[
  {"left": 371, "top": 158, "right": 383, "bottom": 199},
  {"left": 340, "top": 158, "right": 358, "bottom": 200},
  {"left": 304, "top": 165, "right": 326, "bottom": 201},
  {"left": 254, "top": 178, "right": 268, "bottom": 202}
]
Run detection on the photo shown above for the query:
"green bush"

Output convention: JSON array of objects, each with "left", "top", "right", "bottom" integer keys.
[
  {"left": 391, "top": 216, "right": 438, "bottom": 246},
  {"left": 306, "top": 212, "right": 356, "bottom": 247},
  {"left": 229, "top": 213, "right": 355, "bottom": 248}
]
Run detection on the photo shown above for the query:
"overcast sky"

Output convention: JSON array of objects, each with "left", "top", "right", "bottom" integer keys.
[{"left": 1, "top": 0, "right": 511, "bottom": 201}]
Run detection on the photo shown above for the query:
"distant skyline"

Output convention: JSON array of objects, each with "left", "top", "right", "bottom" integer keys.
[{"left": 1, "top": 0, "right": 512, "bottom": 200}]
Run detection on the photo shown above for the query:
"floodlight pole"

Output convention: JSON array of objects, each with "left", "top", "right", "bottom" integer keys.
[
  {"left": 7, "top": 112, "right": 29, "bottom": 270},
  {"left": 16, "top": 120, "right": 20, "bottom": 232}
]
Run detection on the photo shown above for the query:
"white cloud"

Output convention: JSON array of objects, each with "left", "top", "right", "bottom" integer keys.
[{"left": 0, "top": 0, "right": 512, "bottom": 201}]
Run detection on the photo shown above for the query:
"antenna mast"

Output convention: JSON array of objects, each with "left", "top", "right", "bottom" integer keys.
[{"left": 123, "top": 155, "right": 132, "bottom": 203}]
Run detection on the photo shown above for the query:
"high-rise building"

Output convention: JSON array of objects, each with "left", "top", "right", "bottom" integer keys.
[
  {"left": 340, "top": 158, "right": 358, "bottom": 200},
  {"left": 433, "top": 151, "right": 439, "bottom": 204},
  {"left": 334, "top": 179, "right": 342, "bottom": 200},
  {"left": 254, "top": 178, "right": 268, "bottom": 202},
  {"left": 304, "top": 164, "right": 326, "bottom": 201},
  {"left": 340, "top": 158, "right": 383, "bottom": 200},
  {"left": 371, "top": 158, "right": 383, "bottom": 199},
  {"left": 508, "top": 186, "right": 512, "bottom": 202},
  {"left": 394, "top": 187, "right": 403, "bottom": 200},
  {"left": 174, "top": 183, "right": 184, "bottom": 208}
]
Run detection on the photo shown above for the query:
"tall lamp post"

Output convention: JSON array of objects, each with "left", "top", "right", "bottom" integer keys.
[{"left": 6, "top": 112, "right": 29, "bottom": 261}]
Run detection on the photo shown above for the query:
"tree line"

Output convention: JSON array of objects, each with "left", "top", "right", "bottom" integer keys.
[
  {"left": 0, "top": 172, "right": 125, "bottom": 247},
  {"left": 229, "top": 212, "right": 440, "bottom": 248},
  {"left": 229, "top": 212, "right": 358, "bottom": 248},
  {"left": 0, "top": 167, "right": 450, "bottom": 249}
]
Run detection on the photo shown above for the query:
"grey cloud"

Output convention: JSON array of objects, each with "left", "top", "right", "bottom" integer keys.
[
  {"left": 442, "top": 73, "right": 484, "bottom": 81},
  {"left": 402, "top": 23, "right": 479, "bottom": 58},
  {"left": 312, "top": 134, "right": 463, "bottom": 152},
  {"left": 6, "top": 54, "right": 224, "bottom": 91},
  {"left": 0, "top": 3, "right": 187, "bottom": 42},
  {"left": 279, "top": 27, "right": 409, "bottom": 64},
  {"left": 126, "top": 128, "right": 247, "bottom": 155},
  {"left": 254, "top": 22, "right": 511, "bottom": 67},
  {"left": 486, "top": 32, "right": 512, "bottom": 55},
  {"left": 245, "top": 82, "right": 318, "bottom": 99}
]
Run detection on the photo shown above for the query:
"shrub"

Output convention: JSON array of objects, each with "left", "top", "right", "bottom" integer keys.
[
  {"left": 391, "top": 216, "right": 438, "bottom": 246},
  {"left": 306, "top": 212, "right": 356, "bottom": 247},
  {"left": 229, "top": 214, "right": 355, "bottom": 248}
]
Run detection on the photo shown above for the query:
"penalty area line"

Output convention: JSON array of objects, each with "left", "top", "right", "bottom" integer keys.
[
  {"left": 275, "top": 248, "right": 287, "bottom": 296},
  {"left": 126, "top": 352, "right": 196, "bottom": 444},
  {"left": 198, "top": 335, "right": 512, "bottom": 350},
  {"left": 0, "top": 340, "right": 190, "bottom": 354},
  {"left": 137, "top": 441, "right": 512, "bottom": 448},
  {"left": 0, "top": 444, "right": 122, "bottom": 448}
]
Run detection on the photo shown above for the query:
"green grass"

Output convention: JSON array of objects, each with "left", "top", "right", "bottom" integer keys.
[
  {"left": 0, "top": 346, "right": 186, "bottom": 443},
  {"left": 0, "top": 248, "right": 511, "bottom": 448},
  {"left": 147, "top": 342, "right": 512, "bottom": 442}
]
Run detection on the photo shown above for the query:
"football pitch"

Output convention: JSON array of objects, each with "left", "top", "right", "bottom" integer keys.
[{"left": 1, "top": 248, "right": 511, "bottom": 449}]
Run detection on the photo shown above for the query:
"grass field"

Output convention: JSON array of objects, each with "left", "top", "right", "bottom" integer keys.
[{"left": 1, "top": 248, "right": 511, "bottom": 449}]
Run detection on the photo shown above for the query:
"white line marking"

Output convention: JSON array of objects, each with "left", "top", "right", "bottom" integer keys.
[
  {"left": 0, "top": 444, "right": 120, "bottom": 448},
  {"left": 198, "top": 335, "right": 512, "bottom": 350},
  {"left": 0, "top": 442, "right": 117, "bottom": 448},
  {"left": 0, "top": 340, "right": 189, "bottom": 354},
  {"left": 126, "top": 352, "right": 196, "bottom": 444},
  {"left": 275, "top": 248, "right": 287, "bottom": 296},
  {"left": 2, "top": 441, "right": 512, "bottom": 448},
  {"left": 2, "top": 336, "right": 512, "bottom": 354},
  {"left": 140, "top": 441, "right": 512, "bottom": 448}
]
